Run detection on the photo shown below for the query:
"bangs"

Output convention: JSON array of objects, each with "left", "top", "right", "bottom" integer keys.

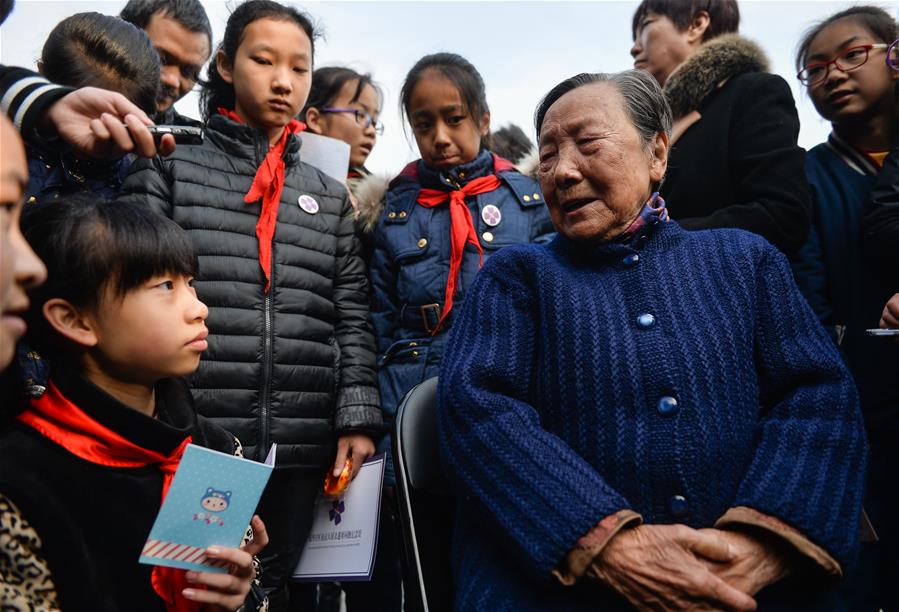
[
  {"left": 22, "top": 196, "right": 198, "bottom": 312},
  {"left": 103, "top": 200, "right": 198, "bottom": 297}
]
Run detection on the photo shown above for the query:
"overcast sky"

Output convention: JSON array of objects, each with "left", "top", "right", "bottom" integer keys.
[{"left": 2, "top": 0, "right": 897, "bottom": 174}]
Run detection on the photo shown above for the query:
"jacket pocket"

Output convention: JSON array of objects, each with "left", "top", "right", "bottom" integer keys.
[{"left": 377, "top": 337, "right": 430, "bottom": 420}]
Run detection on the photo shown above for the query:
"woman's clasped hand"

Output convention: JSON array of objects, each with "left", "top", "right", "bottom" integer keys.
[{"left": 593, "top": 524, "right": 789, "bottom": 611}]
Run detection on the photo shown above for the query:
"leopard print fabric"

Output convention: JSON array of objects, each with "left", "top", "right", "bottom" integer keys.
[{"left": 0, "top": 494, "right": 61, "bottom": 611}]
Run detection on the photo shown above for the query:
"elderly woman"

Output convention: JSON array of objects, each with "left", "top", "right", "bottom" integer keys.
[{"left": 437, "top": 70, "right": 867, "bottom": 611}]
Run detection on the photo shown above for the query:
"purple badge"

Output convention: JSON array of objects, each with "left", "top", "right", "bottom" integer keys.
[
  {"left": 298, "top": 194, "right": 319, "bottom": 214},
  {"left": 481, "top": 204, "right": 502, "bottom": 227}
]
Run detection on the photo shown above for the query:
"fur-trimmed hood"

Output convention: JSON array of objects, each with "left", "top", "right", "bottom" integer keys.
[
  {"left": 664, "top": 34, "right": 770, "bottom": 119},
  {"left": 352, "top": 172, "right": 392, "bottom": 234}
]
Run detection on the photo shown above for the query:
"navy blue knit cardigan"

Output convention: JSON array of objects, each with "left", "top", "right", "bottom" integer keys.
[{"left": 438, "top": 221, "right": 866, "bottom": 611}]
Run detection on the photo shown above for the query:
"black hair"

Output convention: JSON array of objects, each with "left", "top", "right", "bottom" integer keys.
[
  {"left": 400, "top": 52, "right": 491, "bottom": 149},
  {"left": 300, "top": 66, "right": 382, "bottom": 121},
  {"left": 0, "top": 0, "right": 14, "bottom": 26},
  {"left": 796, "top": 5, "right": 898, "bottom": 72},
  {"left": 631, "top": 0, "right": 739, "bottom": 41},
  {"left": 120, "top": 0, "right": 212, "bottom": 45},
  {"left": 40, "top": 12, "right": 160, "bottom": 115},
  {"left": 21, "top": 196, "right": 197, "bottom": 361},
  {"left": 201, "top": 0, "right": 317, "bottom": 122},
  {"left": 490, "top": 124, "right": 533, "bottom": 165}
]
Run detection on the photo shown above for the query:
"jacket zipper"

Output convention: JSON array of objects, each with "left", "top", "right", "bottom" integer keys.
[
  {"left": 260, "top": 288, "right": 273, "bottom": 460},
  {"left": 255, "top": 134, "right": 274, "bottom": 461}
]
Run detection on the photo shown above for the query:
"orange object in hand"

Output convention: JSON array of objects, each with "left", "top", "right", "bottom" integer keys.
[{"left": 324, "top": 457, "right": 352, "bottom": 497}]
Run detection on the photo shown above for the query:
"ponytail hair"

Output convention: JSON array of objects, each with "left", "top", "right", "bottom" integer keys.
[{"left": 200, "top": 0, "right": 317, "bottom": 121}]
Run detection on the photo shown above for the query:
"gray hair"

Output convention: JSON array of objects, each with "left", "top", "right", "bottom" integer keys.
[{"left": 534, "top": 69, "right": 672, "bottom": 147}]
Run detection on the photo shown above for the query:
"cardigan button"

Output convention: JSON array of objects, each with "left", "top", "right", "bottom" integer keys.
[
  {"left": 669, "top": 495, "right": 689, "bottom": 518},
  {"left": 418, "top": 238, "right": 428, "bottom": 248},
  {"left": 482, "top": 231, "right": 494, "bottom": 242},
  {"left": 657, "top": 396, "right": 678, "bottom": 416},
  {"left": 388, "top": 212, "right": 397, "bottom": 219},
  {"left": 623, "top": 254, "right": 640, "bottom": 267},
  {"left": 398, "top": 211, "right": 407, "bottom": 218},
  {"left": 523, "top": 194, "right": 532, "bottom": 202},
  {"left": 636, "top": 313, "right": 655, "bottom": 329}
]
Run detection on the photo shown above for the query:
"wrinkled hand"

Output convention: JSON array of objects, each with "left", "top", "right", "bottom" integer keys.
[
  {"left": 881, "top": 293, "right": 899, "bottom": 329},
  {"left": 43, "top": 87, "right": 176, "bottom": 159},
  {"left": 699, "top": 529, "right": 790, "bottom": 596},
  {"left": 333, "top": 434, "right": 375, "bottom": 481},
  {"left": 592, "top": 524, "right": 757, "bottom": 612},
  {"left": 183, "top": 545, "right": 255, "bottom": 611}
]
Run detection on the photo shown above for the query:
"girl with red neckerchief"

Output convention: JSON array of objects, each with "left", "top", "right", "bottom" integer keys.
[
  {"left": 0, "top": 195, "right": 264, "bottom": 612},
  {"left": 120, "top": 2, "right": 381, "bottom": 610},
  {"left": 791, "top": 6, "right": 899, "bottom": 609}
]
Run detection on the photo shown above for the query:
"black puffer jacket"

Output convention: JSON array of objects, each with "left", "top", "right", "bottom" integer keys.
[{"left": 120, "top": 115, "right": 381, "bottom": 468}]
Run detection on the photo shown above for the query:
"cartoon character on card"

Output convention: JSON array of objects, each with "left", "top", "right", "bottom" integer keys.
[{"left": 193, "top": 488, "right": 231, "bottom": 526}]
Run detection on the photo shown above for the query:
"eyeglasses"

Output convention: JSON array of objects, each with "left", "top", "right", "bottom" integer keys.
[
  {"left": 320, "top": 108, "right": 384, "bottom": 135},
  {"left": 889, "top": 38, "right": 899, "bottom": 71},
  {"left": 798, "top": 43, "right": 890, "bottom": 86}
]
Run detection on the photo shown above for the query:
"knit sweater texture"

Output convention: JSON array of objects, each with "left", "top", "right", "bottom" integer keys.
[{"left": 438, "top": 221, "right": 866, "bottom": 611}]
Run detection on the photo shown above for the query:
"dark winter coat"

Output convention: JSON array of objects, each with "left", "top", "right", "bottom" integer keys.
[
  {"left": 791, "top": 135, "right": 899, "bottom": 441},
  {"left": 0, "top": 370, "right": 238, "bottom": 612},
  {"left": 862, "top": 141, "right": 899, "bottom": 287},
  {"left": 661, "top": 35, "right": 811, "bottom": 256},
  {"left": 25, "top": 147, "right": 131, "bottom": 206},
  {"left": 120, "top": 115, "right": 381, "bottom": 468},
  {"left": 366, "top": 150, "right": 554, "bottom": 480}
]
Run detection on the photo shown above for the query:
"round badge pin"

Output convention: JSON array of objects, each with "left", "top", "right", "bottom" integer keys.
[
  {"left": 298, "top": 194, "right": 319, "bottom": 214},
  {"left": 481, "top": 204, "right": 502, "bottom": 227}
]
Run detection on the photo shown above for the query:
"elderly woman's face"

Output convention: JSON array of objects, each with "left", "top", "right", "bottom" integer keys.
[{"left": 537, "top": 83, "right": 668, "bottom": 243}]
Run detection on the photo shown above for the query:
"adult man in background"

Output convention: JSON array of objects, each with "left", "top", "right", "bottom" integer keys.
[{"left": 120, "top": 0, "right": 211, "bottom": 126}]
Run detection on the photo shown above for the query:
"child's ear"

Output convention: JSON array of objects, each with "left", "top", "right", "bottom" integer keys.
[
  {"left": 478, "top": 111, "right": 491, "bottom": 139},
  {"left": 304, "top": 107, "right": 325, "bottom": 134},
  {"left": 36, "top": 60, "right": 45, "bottom": 76},
  {"left": 42, "top": 299, "right": 98, "bottom": 348},
  {"left": 215, "top": 49, "right": 234, "bottom": 84}
]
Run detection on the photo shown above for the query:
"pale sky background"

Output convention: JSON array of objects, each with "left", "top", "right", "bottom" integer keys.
[{"left": 2, "top": 0, "right": 898, "bottom": 174}]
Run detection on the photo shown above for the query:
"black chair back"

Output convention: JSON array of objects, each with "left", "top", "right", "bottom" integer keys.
[{"left": 392, "top": 377, "right": 454, "bottom": 612}]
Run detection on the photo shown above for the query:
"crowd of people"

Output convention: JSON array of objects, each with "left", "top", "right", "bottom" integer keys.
[{"left": 0, "top": 0, "right": 897, "bottom": 610}]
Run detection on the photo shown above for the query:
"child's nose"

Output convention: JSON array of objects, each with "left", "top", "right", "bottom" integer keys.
[{"left": 187, "top": 293, "right": 209, "bottom": 322}]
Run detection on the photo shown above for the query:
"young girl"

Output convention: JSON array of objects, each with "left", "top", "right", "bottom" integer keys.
[
  {"left": 792, "top": 6, "right": 899, "bottom": 608},
  {"left": 369, "top": 52, "right": 554, "bottom": 480},
  {"left": 120, "top": 2, "right": 381, "bottom": 609},
  {"left": 0, "top": 196, "right": 263, "bottom": 612},
  {"left": 302, "top": 67, "right": 384, "bottom": 260},
  {"left": 26, "top": 12, "right": 160, "bottom": 205}
]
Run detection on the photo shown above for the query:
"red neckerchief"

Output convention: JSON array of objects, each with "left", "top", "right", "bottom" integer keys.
[
  {"left": 17, "top": 381, "right": 197, "bottom": 612},
  {"left": 218, "top": 108, "right": 306, "bottom": 292},
  {"left": 416, "top": 173, "right": 503, "bottom": 334}
]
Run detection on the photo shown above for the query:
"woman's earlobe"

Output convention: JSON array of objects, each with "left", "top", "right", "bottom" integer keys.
[{"left": 42, "top": 299, "right": 98, "bottom": 348}]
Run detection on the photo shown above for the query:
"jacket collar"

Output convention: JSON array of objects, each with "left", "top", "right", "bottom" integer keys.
[
  {"left": 552, "top": 214, "right": 683, "bottom": 263},
  {"left": 824, "top": 132, "right": 881, "bottom": 177},
  {"left": 664, "top": 34, "right": 770, "bottom": 119},
  {"left": 50, "top": 368, "right": 198, "bottom": 457},
  {"left": 204, "top": 114, "right": 301, "bottom": 166}
]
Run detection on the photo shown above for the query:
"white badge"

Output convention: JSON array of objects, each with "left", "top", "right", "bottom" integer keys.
[
  {"left": 481, "top": 204, "right": 502, "bottom": 227},
  {"left": 298, "top": 194, "right": 319, "bottom": 214}
]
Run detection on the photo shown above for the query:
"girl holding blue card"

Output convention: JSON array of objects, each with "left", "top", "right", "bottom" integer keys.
[{"left": 0, "top": 195, "right": 266, "bottom": 612}]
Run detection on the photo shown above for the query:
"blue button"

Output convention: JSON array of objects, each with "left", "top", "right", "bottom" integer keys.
[
  {"left": 636, "top": 313, "right": 655, "bottom": 329},
  {"left": 657, "top": 396, "right": 678, "bottom": 415},
  {"left": 669, "top": 495, "right": 689, "bottom": 517},
  {"left": 623, "top": 254, "right": 640, "bottom": 267}
]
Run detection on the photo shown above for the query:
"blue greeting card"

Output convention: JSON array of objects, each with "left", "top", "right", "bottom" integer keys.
[{"left": 139, "top": 443, "right": 276, "bottom": 573}]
